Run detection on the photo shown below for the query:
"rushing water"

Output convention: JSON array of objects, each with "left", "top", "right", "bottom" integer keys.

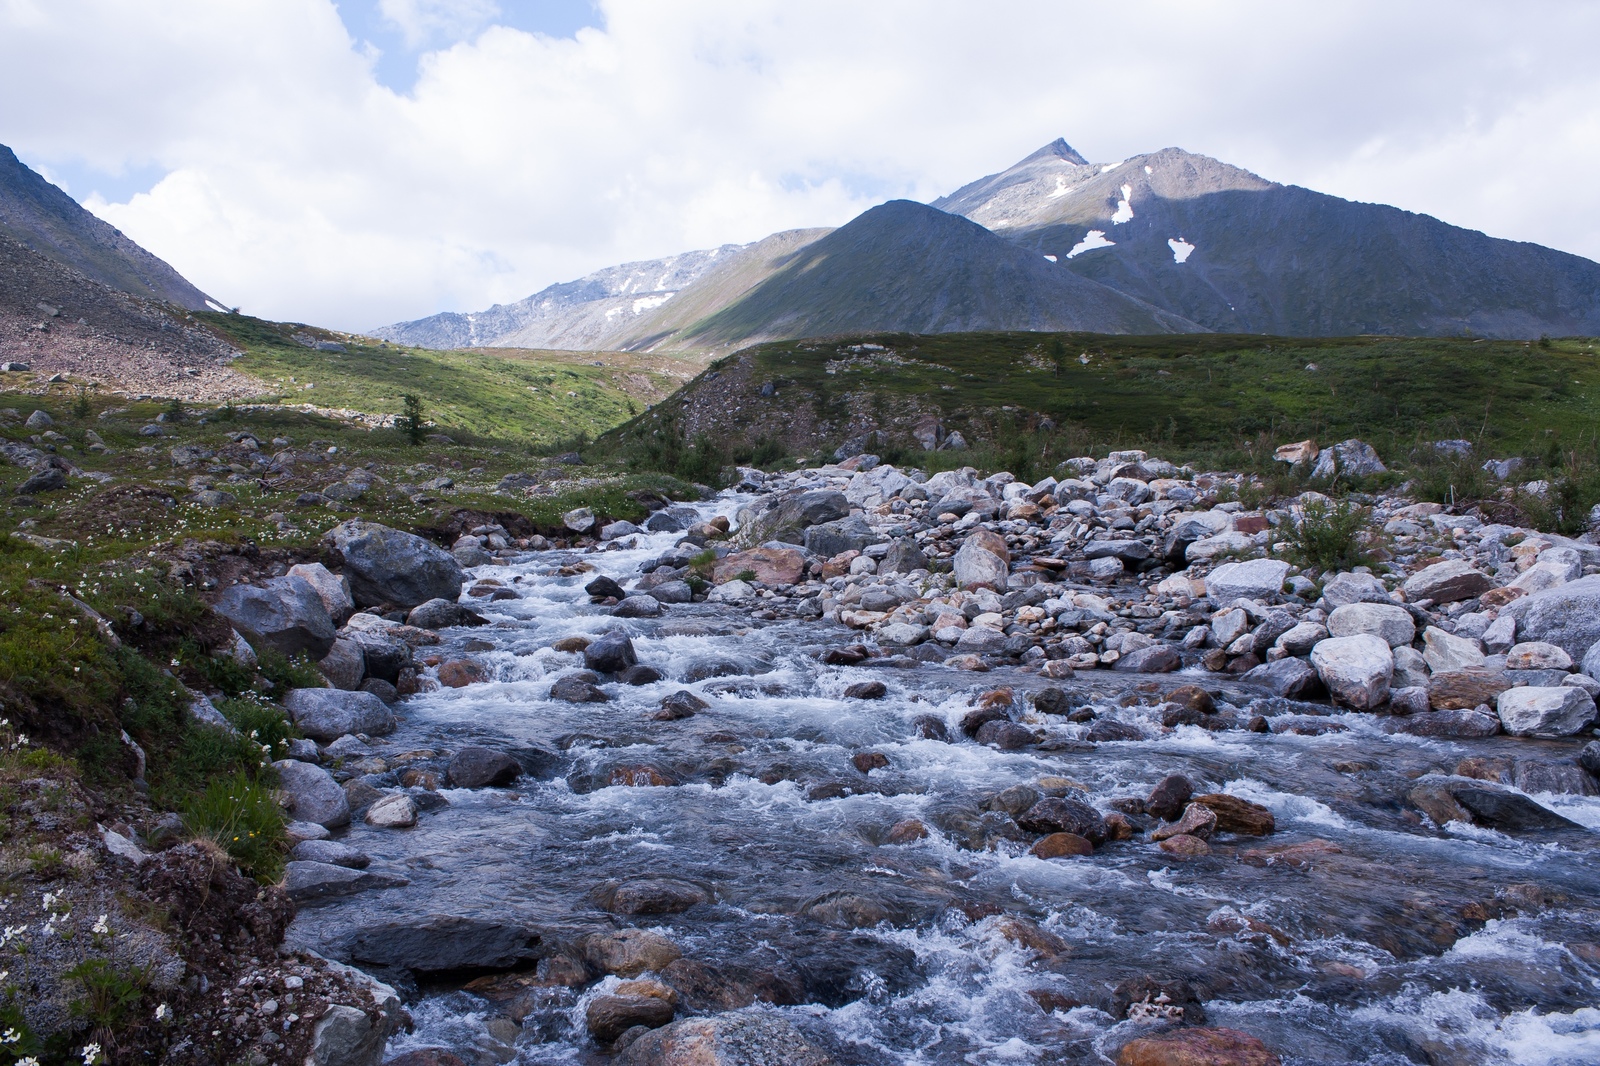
[{"left": 287, "top": 495, "right": 1600, "bottom": 1065}]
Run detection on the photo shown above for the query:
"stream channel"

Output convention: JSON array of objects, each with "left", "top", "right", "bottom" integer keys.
[{"left": 287, "top": 493, "right": 1600, "bottom": 1065}]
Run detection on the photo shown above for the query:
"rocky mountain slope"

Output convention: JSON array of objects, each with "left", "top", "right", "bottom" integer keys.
[
  {"left": 380, "top": 137, "right": 1600, "bottom": 350},
  {"left": 938, "top": 141, "right": 1600, "bottom": 338},
  {"left": 0, "top": 144, "right": 218, "bottom": 311}
]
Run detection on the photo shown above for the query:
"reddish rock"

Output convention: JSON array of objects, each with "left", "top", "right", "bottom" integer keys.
[
  {"left": 383, "top": 1052, "right": 469, "bottom": 1066},
  {"left": 1240, "top": 839, "right": 1342, "bottom": 869},
  {"left": 852, "top": 751, "right": 890, "bottom": 773},
  {"left": 1031, "top": 832, "right": 1094, "bottom": 858},
  {"left": 608, "top": 766, "right": 677, "bottom": 787},
  {"left": 711, "top": 547, "right": 806, "bottom": 586},
  {"left": 1193, "top": 794, "right": 1275, "bottom": 836},
  {"left": 886, "top": 818, "right": 929, "bottom": 844},
  {"left": 821, "top": 550, "right": 861, "bottom": 579},
  {"left": 1166, "top": 684, "right": 1215, "bottom": 714},
  {"left": 1103, "top": 811, "right": 1136, "bottom": 840},
  {"left": 1428, "top": 668, "right": 1512, "bottom": 710},
  {"left": 1152, "top": 803, "right": 1218, "bottom": 841},
  {"left": 1233, "top": 514, "right": 1270, "bottom": 535},
  {"left": 1158, "top": 834, "right": 1212, "bottom": 859},
  {"left": 1118, "top": 1027, "right": 1281, "bottom": 1066},
  {"left": 437, "top": 659, "right": 485, "bottom": 688}
]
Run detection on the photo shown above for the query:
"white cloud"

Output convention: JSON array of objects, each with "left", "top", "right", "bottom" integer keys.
[{"left": 2, "top": 0, "right": 1599, "bottom": 331}]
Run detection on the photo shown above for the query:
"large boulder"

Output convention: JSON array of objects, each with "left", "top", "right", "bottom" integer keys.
[
  {"left": 1310, "top": 633, "right": 1393, "bottom": 709},
  {"left": 1421, "top": 626, "right": 1486, "bottom": 674},
  {"left": 878, "top": 538, "right": 930, "bottom": 575},
  {"left": 1402, "top": 559, "right": 1493, "bottom": 605},
  {"left": 712, "top": 548, "right": 806, "bottom": 585},
  {"left": 1320, "top": 570, "right": 1390, "bottom": 608},
  {"left": 953, "top": 535, "right": 1010, "bottom": 590},
  {"left": 317, "top": 638, "right": 367, "bottom": 690},
  {"left": 1310, "top": 438, "right": 1386, "bottom": 479},
  {"left": 284, "top": 688, "right": 397, "bottom": 742},
  {"left": 1503, "top": 575, "right": 1600, "bottom": 661},
  {"left": 1327, "top": 602, "right": 1415, "bottom": 648},
  {"left": 213, "top": 576, "right": 337, "bottom": 659},
  {"left": 1497, "top": 686, "right": 1597, "bottom": 738},
  {"left": 287, "top": 562, "right": 355, "bottom": 624},
  {"left": 741, "top": 490, "right": 849, "bottom": 544},
  {"left": 274, "top": 759, "right": 351, "bottom": 828},
  {"left": 616, "top": 1011, "right": 836, "bottom": 1066},
  {"left": 323, "top": 519, "right": 465, "bottom": 608},
  {"left": 801, "top": 515, "right": 880, "bottom": 558},
  {"left": 1205, "top": 559, "right": 1290, "bottom": 604},
  {"left": 448, "top": 746, "right": 522, "bottom": 788},
  {"left": 345, "top": 916, "right": 543, "bottom": 977},
  {"left": 585, "top": 631, "right": 638, "bottom": 674},
  {"left": 1241, "top": 657, "right": 1320, "bottom": 699}
]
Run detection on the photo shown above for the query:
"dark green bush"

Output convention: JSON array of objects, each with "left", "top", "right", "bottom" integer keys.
[
  {"left": 181, "top": 771, "right": 286, "bottom": 881},
  {"left": 1279, "top": 498, "right": 1381, "bottom": 573}
]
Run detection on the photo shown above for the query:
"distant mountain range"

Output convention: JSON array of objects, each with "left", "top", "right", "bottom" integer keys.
[
  {"left": 0, "top": 145, "right": 218, "bottom": 312},
  {"left": 377, "top": 138, "right": 1600, "bottom": 349}
]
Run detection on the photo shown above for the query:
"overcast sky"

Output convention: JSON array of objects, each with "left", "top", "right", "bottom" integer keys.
[{"left": 2, "top": 0, "right": 1597, "bottom": 332}]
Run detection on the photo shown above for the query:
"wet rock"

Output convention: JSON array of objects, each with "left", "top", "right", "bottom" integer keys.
[
  {"left": 608, "top": 594, "right": 660, "bottom": 618},
  {"left": 654, "top": 690, "right": 708, "bottom": 720},
  {"left": 1402, "top": 559, "right": 1493, "bottom": 605},
  {"left": 852, "top": 752, "right": 890, "bottom": 773},
  {"left": 1117, "top": 1026, "right": 1282, "bottom": 1066},
  {"left": 601, "top": 878, "right": 710, "bottom": 915},
  {"left": 383, "top": 1051, "right": 468, "bottom": 1066},
  {"left": 588, "top": 994, "right": 675, "bottom": 1043},
  {"left": 362, "top": 678, "right": 401, "bottom": 704},
  {"left": 436, "top": 659, "right": 486, "bottom": 688},
  {"left": 802, "top": 890, "right": 894, "bottom": 928},
  {"left": 274, "top": 759, "right": 352, "bottom": 828},
  {"left": 1151, "top": 802, "right": 1217, "bottom": 841},
  {"left": 886, "top": 818, "right": 929, "bottom": 844},
  {"left": 615, "top": 1011, "right": 835, "bottom": 1066},
  {"left": 584, "top": 928, "right": 681, "bottom": 977},
  {"left": 347, "top": 916, "right": 542, "bottom": 976},
  {"left": 844, "top": 680, "right": 887, "bottom": 699},
  {"left": 1158, "top": 833, "right": 1212, "bottom": 859},
  {"left": 1032, "top": 832, "right": 1094, "bottom": 858},
  {"left": 1087, "top": 718, "right": 1146, "bottom": 742},
  {"left": 1114, "top": 645, "right": 1181, "bottom": 673},
  {"left": 1310, "top": 633, "right": 1393, "bottom": 710},
  {"left": 960, "top": 704, "right": 1009, "bottom": 736},
  {"left": 365, "top": 792, "right": 417, "bottom": 828},
  {"left": 214, "top": 576, "right": 338, "bottom": 659},
  {"left": 1241, "top": 657, "right": 1320, "bottom": 699},
  {"left": 1033, "top": 687, "right": 1074, "bottom": 715},
  {"left": 608, "top": 765, "right": 678, "bottom": 787},
  {"left": 407, "top": 598, "right": 487, "bottom": 629},
  {"left": 912, "top": 715, "right": 950, "bottom": 741},
  {"left": 291, "top": 839, "right": 370, "bottom": 868},
  {"left": 447, "top": 746, "right": 522, "bottom": 788},
  {"left": 1428, "top": 668, "right": 1511, "bottom": 710},
  {"left": 586, "top": 575, "right": 626, "bottom": 600},
  {"left": 619, "top": 664, "right": 664, "bottom": 685},
  {"left": 683, "top": 655, "right": 766, "bottom": 681},
  {"left": 324, "top": 519, "right": 465, "bottom": 608},
  {"left": 1497, "top": 686, "right": 1597, "bottom": 737},
  {"left": 1451, "top": 784, "right": 1584, "bottom": 831},
  {"left": 713, "top": 547, "right": 805, "bottom": 585},
  {"left": 1581, "top": 741, "right": 1600, "bottom": 777},
  {"left": 650, "top": 580, "right": 695, "bottom": 604},
  {"left": 344, "top": 776, "right": 387, "bottom": 810},
  {"left": 284, "top": 861, "right": 408, "bottom": 902},
  {"left": 1328, "top": 602, "right": 1415, "bottom": 647},
  {"left": 285, "top": 688, "right": 396, "bottom": 742},
  {"left": 581, "top": 631, "right": 637, "bottom": 674},
  {"left": 1017, "top": 797, "right": 1108, "bottom": 844},
  {"left": 1206, "top": 559, "right": 1290, "bottom": 603},
  {"left": 1146, "top": 774, "right": 1193, "bottom": 821},
  {"left": 975, "top": 720, "right": 1035, "bottom": 749},
  {"left": 551, "top": 675, "right": 610, "bottom": 702},
  {"left": 1194, "top": 794, "right": 1275, "bottom": 835}
]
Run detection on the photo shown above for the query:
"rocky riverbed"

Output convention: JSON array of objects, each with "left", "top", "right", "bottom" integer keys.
[{"left": 253, "top": 448, "right": 1599, "bottom": 1065}]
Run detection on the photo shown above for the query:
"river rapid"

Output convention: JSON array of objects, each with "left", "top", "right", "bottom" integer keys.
[{"left": 287, "top": 493, "right": 1600, "bottom": 1066}]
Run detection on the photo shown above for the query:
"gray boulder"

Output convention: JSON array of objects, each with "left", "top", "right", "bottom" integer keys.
[
  {"left": 290, "top": 839, "right": 369, "bottom": 868},
  {"left": 585, "top": 631, "right": 638, "bottom": 674},
  {"left": 213, "top": 576, "right": 337, "bottom": 659},
  {"left": 406, "top": 597, "right": 487, "bottom": 629},
  {"left": 317, "top": 638, "right": 366, "bottom": 690},
  {"left": 1497, "top": 686, "right": 1597, "bottom": 738},
  {"left": 1311, "top": 439, "right": 1387, "bottom": 479},
  {"left": 1321, "top": 571, "right": 1390, "bottom": 608},
  {"left": 1113, "top": 645, "right": 1181, "bottom": 673},
  {"left": 274, "top": 759, "right": 352, "bottom": 828},
  {"left": 744, "top": 489, "right": 850, "bottom": 544},
  {"left": 1242, "top": 657, "right": 1321, "bottom": 699},
  {"left": 879, "top": 538, "right": 929, "bottom": 575},
  {"left": 283, "top": 861, "right": 407, "bottom": 903},
  {"left": 801, "top": 514, "right": 880, "bottom": 558},
  {"left": 1402, "top": 559, "right": 1494, "bottom": 604},
  {"left": 1310, "top": 633, "right": 1393, "bottom": 710},
  {"left": 616, "top": 1012, "right": 836, "bottom": 1066},
  {"left": 952, "top": 540, "right": 1009, "bottom": 590},
  {"left": 612, "top": 594, "right": 664, "bottom": 618},
  {"left": 1206, "top": 559, "right": 1289, "bottom": 603},
  {"left": 287, "top": 562, "right": 354, "bottom": 624},
  {"left": 448, "top": 746, "right": 522, "bottom": 788},
  {"left": 1328, "top": 602, "right": 1415, "bottom": 648},
  {"left": 1504, "top": 575, "right": 1600, "bottom": 661},
  {"left": 284, "top": 688, "right": 396, "bottom": 742},
  {"left": 322, "top": 519, "right": 464, "bottom": 608}
]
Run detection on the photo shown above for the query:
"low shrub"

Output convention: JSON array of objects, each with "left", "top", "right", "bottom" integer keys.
[
  {"left": 181, "top": 771, "right": 286, "bottom": 881},
  {"left": 1279, "top": 498, "right": 1382, "bottom": 574}
]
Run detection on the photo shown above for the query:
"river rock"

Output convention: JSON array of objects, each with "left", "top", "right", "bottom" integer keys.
[
  {"left": 584, "top": 928, "right": 682, "bottom": 977},
  {"left": 1146, "top": 774, "right": 1193, "bottom": 821},
  {"left": 288, "top": 562, "right": 355, "bottom": 624},
  {"left": 1428, "top": 667, "right": 1511, "bottom": 710},
  {"left": 1501, "top": 575, "right": 1600, "bottom": 660},
  {"left": 713, "top": 548, "right": 805, "bottom": 585},
  {"left": 975, "top": 720, "right": 1034, "bottom": 749},
  {"left": 346, "top": 916, "right": 542, "bottom": 975},
  {"left": 323, "top": 519, "right": 465, "bottom": 608},
  {"left": 383, "top": 1053, "right": 467, "bottom": 1066},
  {"left": 317, "top": 638, "right": 367, "bottom": 690},
  {"left": 745, "top": 489, "right": 849, "bottom": 543},
  {"left": 1206, "top": 559, "right": 1290, "bottom": 604},
  {"left": 654, "top": 690, "right": 707, "bottom": 720},
  {"left": 953, "top": 538, "right": 1010, "bottom": 590},
  {"left": 285, "top": 688, "right": 396, "bottom": 741},
  {"left": 1403, "top": 559, "right": 1493, "bottom": 604},
  {"left": 290, "top": 839, "right": 370, "bottom": 868},
  {"left": 365, "top": 792, "right": 417, "bottom": 828},
  {"left": 214, "top": 576, "right": 338, "bottom": 659},
  {"left": 616, "top": 1011, "right": 835, "bottom": 1066},
  {"left": 274, "top": 759, "right": 352, "bottom": 828},
  {"left": 601, "top": 878, "right": 710, "bottom": 915},
  {"left": 588, "top": 994, "right": 675, "bottom": 1043},
  {"left": 585, "top": 631, "right": 638, "bottom": 673},
  {"left": 1321, "top": 571, "right": 1389, "bottom": 608},
  {"left": 283, "top": 861, "right": 407, "bottom": 902},
  {"left": 448, "top": 746, "right": 522, "bottom": 788},
  {"left": 1032, "top": 832, "right": 1093, "bottom": 858},
  {"left": 1016, "top": 797, "right": 1107, "bottom": 844},
  {"left": 551, "top": 676, "right": 609, "bottom": 702},
  {"left": 1506, "top": 641, "right": 1573, "bottom": 671},
  {"left": 879, "top": 538, "right": 929, "bottom": 575},
  {"left": 1328, "top": 602, "right": 1415, "bottom": 647},
  {"left": 1151, "top": 802, "right": 1217, "bottom": 841},
  {"left": 1497, "top": 686, "right": 1597, "bottom": 737},
  {"left": 613, "top": 594, "right": 664, "bottom": 618},
  {"left": 1389, "top": 709, "right": 1502, "bottom": 738},
  {"left": 1194, "top": 794, "right": 1275, "bottom": 835},
  {"left": 1422, "top": 627, "right": 1486, "bottom": 673},
  {"left": 1450, "top": 784, "right": 1584, "bottom": 831},
  {"left": 1117, "top": 1026, "right": 1282, "bottom": 1066},
  {"left": 562, "top": 507, "right": 596, "bottom": 533},
  {"left": 1114, "top": 645, "right": 1182, "bottom": 673},
  {"left": 407, "top": 598, "right": 487, "bottom": 629},
  {"left": 1157, "top": 834, "right": 1212, "bottom": 858},
  {"left": 1241, "top": 657, "right": 1320, "bottom": 699},
  {"left": 1310, "top": 633, "right": 1393, "bottom": 709}
]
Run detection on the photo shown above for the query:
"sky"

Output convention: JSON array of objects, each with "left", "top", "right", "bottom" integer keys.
[{"left": 2, "top": 0, "right": 1598, "bottom": 332}]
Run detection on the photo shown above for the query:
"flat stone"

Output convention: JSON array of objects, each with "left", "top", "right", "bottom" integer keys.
[
  {"left": 365, "top": 792, "right": 417, "bottom": 828},
  {"left": 347, "top": 915, "right": 542, "bottom": 975},
  {"left": 712, "top": 548, "right": 806, "bottom": 585},
  {"left": 1206, "top": 559, "right": 1290, "bottom": 603},
  {"left": 447, "top": 746, "right": 522, "bottom": 788},
  {"left": 290, "top": 839, "right": 370, "bottom": 868},
  {"left": 1428, "top": 668, "right": 1512, "bottom": 710},
  {"left": 615, "top": 1012, "right": 836, "bottom": 1066},
  {"left": 1193, "top": 793, "right": 1274, "bottom": 835},
  {"left": 1497, "top": 686, "right": 1598, "bottom": 737},
  {"left": 1117, "top": 1027, "right": 1282, "bottom": 1066},
  {"left": 1113, "top": 645, "right": 1181, "bottom": 673},
  {"left": 588, "top": 994, "right": 674, "bottom": 1043},
  {"left": 283, "top": 861, "right": 407, "bottom": 903},
  {"left": 1328, "top": 602, "right": 1415, "bottom": 647},
  {"left": 1403, "top": 559, "right": 1493, "bottom": 604},
  {"left": 1031, "top": 832, "right": 1093, "bottom": 858}
]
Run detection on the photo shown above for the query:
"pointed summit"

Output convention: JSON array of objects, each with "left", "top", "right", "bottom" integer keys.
[{"left": 1016, "top": 138, "right": 1089, "bottom": 168}]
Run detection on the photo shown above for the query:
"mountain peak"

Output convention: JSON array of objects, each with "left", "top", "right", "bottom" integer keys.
[{"left": 1016, "top": 138, "right": 1089, "bottom": 168}]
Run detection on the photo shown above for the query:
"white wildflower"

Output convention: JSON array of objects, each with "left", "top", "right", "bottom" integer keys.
[
  {"left": 155, "top": 1003, "right": 171, "bottom": 1021},
  {"left": 91, "top": 914, "right": 109, "bottom": 935},
  {"left": 1, "top": 1027, "right": 20, "bottom": 1044},
  {"left": 81, "top": 1043, "right": 101, "bottom": 1064}
]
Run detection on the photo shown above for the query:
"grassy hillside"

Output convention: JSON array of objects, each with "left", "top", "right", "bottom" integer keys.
[{"left": 198, "top": 312, "right": 700, "bottom": 446}]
